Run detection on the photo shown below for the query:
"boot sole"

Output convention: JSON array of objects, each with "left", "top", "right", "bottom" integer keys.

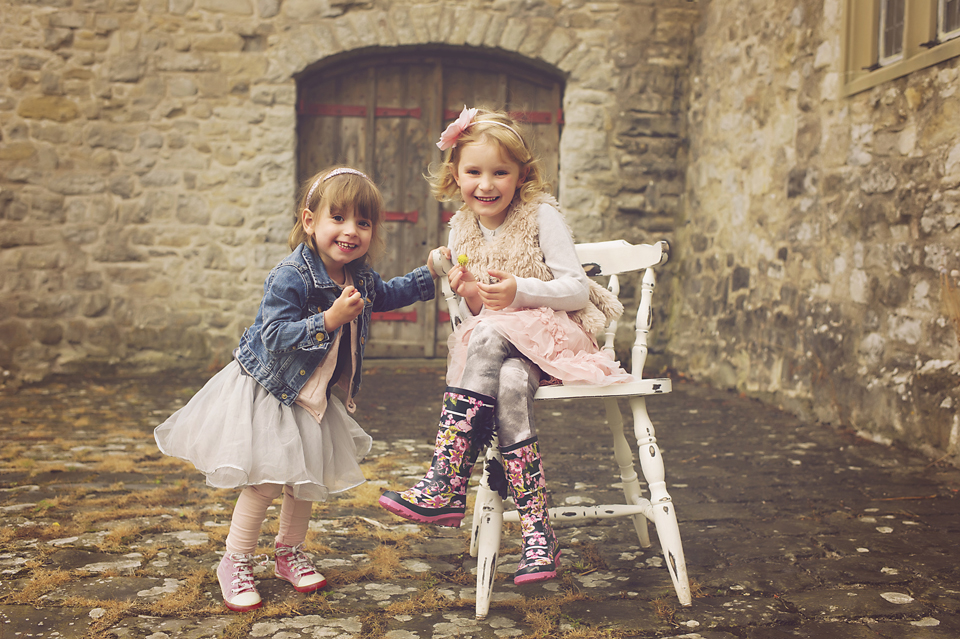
[
  {"left": 514, "top": 549, "right": 562, "bottom": 585},
  {"left": 378, "top": 494, "right": 464, "bottom": 527}
]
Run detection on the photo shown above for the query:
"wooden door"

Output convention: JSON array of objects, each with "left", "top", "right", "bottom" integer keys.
[{"left": 297, "top": 49, "right": 563, "bottom": 358}]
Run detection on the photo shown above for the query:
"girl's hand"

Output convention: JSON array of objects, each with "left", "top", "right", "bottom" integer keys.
[
  {"left": 450, "top": 265, "right": 482, "bottom": 314},
  {"left": 323, "top": 285, "right": 364, "bottom": 332},
  {"left": 427, "top": 246, "right": 452, "bottom": 279},
  {"left": 477, "top": 269, "right": 517, "bottom": 311}
]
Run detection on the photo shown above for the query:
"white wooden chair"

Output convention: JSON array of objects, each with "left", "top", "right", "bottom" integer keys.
[{"left": 434, "top": 239, "right": 691, "bottom": 620}]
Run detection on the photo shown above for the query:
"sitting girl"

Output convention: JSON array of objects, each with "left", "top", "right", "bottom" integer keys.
[{"left": 379, "top": 107, "right": 631, "bottom": 584}]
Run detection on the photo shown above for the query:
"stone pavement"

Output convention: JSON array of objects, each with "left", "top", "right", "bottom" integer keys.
[{"left": 2, "top": 360, "right": 960, "bottom": 638}]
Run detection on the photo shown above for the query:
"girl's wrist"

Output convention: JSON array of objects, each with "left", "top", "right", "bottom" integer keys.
[{"left": 322, "top": 309, "right": 341, "bottom": 332}]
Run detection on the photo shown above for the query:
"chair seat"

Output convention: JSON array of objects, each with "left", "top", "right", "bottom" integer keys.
[{"left": 534, "top": 377, "right": 672, "bottom": 400}]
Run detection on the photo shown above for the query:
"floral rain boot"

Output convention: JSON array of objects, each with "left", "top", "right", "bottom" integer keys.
[
  {"left": 217, "top": 552, "right": 262, "bottom": 612},
  {"left": 379, "top": 387, "right": 495, "bottom": 527},
  {"left": 275, "top": 542, "right": 327, "bottom": 593},
  {"left": 501, "top": 437, "right": 560, "bottom": 584}
]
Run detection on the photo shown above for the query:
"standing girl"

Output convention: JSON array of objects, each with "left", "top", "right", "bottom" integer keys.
[
  {"left": 378, "top": 107, "right": 632, "bottom": 584},
  {"left": 155, "top": 167, "right": 441, "bottom": 611}
]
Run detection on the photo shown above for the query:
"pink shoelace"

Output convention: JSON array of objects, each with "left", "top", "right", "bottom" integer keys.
[
  {"left": 224, "top": 553, "right": 262, "bottom": 596},
  {"left": 276, "top": 544, "right": 320, "bottom": 579}
]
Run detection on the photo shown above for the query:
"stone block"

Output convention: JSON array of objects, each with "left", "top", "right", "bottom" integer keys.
[
  {"left": 540, "top": 28, "right": 576, "bottom": 65},
  {"left": 483, "top": 13, "right": 507, "bottom": 48},
  {"left": 194, "top": 32, "right": 245, "bottom": 53},
  {"left": 258, "top": 0, "right": 280, "bottom": 19},
  {"left": 140, "top": 170, "right": 181, "bottom": 188},
  {"left": 212, "top": 205, "right": 244, "bottom": 227},
  {"left": 198, "top": 0, "right": 253, "bottom": 14},
  {"left": 43, "top": 28, "right": 74, "bottom": 51},
  {"left": 346, "top": 12, "right": 379, "bottom": 49},
  {"left": 0, "top": 142, "right": 37, "bottom": 162},
  {"left": 109, "top": 173, "right": 140, "bottom": 199},
  {"left": 50, "top": 11, "right": 90, "bottom": 29},
  {"left": 330, "top": 17, "right": 361, "bottom": 51},
  {"left": 177, "top": 194, "right": 211, "bottom": 225},
  {"left": 519, "top": 18, "right": 556, "bottom": 58},
  {"left": 284, "top": 0, "right": 342, "bottom": 20},
  {"left": 72, "top": 30, "right": 109, "bottom": 52},
  {"left": 33, "top": 321, "right": 64, "bottom": 346},
  {"left": 92, "top": 241, "right": 141, "bottom": 264},
  {"left": 86, "top": 123, "right": 137, "bottom": 151},
  {"left": 0, "top": 228, "right": 35, "bottom": 249},
  {"left": 154, "top": 51, "right": 220, "bottom": 73},
  {"left": 16, "top": 96, "right": 80, "bottom": 122}
]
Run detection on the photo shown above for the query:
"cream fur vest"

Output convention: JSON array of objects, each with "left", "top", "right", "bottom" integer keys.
[{"left": 449, "top": 194, "right": 623, "bottom": 334}]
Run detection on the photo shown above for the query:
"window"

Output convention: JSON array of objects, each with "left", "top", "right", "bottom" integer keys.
[
  {"left": 941, "top": 0, "right": 960, "bottom": 40},
  {"left": 880, "top": 0, "right": 905, "bottom": 64},
  {"left": 843, "top": 0, "right": 960, "bottom": 96}
]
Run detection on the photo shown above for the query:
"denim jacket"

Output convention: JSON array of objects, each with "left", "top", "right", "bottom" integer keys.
[{"left": 235, "top": 243, "right": 435, "bottom": 406}]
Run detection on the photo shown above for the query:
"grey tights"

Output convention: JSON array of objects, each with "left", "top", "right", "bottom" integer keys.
[{"left": 459, "top": 322, "right": 541, "bottom": 448}]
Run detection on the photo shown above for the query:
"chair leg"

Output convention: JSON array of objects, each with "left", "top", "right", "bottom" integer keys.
[
  {"left": 604, "top": 397, "right": 651, "bottom": 548},
  {"left": 472, "top": 450, "right": 503, "bottom": 621},
  {"left": 630, "top": 396, "right": 691, "bottom": 606}
]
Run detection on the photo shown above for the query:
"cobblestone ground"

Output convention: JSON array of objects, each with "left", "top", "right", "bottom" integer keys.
[{"left": 2, "top": 361, "right": 960, "bottom": 638}]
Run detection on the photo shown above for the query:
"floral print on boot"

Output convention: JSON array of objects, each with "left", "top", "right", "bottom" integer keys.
[
  {"left": 217, "top": 552, "right": 262, "bottom": 612},
  {"left": 275, "top": 543, "right": 327, "bottom": 593},
  {"left": 379, "top": 387, "right": 495, "bottom": 527},
  {"left": 501, "top": 437, "right": 561, "bottom": 584}
]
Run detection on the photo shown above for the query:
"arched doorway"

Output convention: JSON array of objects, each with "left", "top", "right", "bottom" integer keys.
[{"left": 297, "top": 46, "right": 564, "bottom": 358}]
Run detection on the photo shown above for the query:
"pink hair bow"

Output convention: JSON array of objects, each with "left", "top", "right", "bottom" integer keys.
[{"left": 436, "top": 106, "right": 478, "bottom": 151}]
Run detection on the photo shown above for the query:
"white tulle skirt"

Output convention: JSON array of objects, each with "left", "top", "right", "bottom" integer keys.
[
  {"left": 446, "top": 307, "right": 634, "bottom": 387},
  {"left": 154, "top": 361, "right": 372, "bottom": 502}
]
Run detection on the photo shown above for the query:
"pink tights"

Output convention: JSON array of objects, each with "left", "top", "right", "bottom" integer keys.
[{"left": 224, "top": 484, "right": 313, "bottom": 555}]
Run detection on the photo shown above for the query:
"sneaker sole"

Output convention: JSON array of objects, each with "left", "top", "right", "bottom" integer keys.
[
  {"left": 223, "top": 598, "right": 262, "bottom": 612},
  {"left": 378, "top": 494, "right": 464, "bottom": 527},
  {"left": 277, "top": 573, "right": 327, "bottom": 593}
]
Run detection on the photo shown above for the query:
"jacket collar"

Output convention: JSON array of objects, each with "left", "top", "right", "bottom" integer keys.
[{"left": 297, "top": 243, "right": 371, "bottom": 290}]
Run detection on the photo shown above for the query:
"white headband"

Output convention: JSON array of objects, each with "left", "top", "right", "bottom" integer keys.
[{"left": 305, "top": 168, "right": 372, "bottom": 204}]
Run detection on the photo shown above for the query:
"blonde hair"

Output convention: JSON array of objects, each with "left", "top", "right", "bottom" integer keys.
[
  {"left": 427, "top": 108, "right": 550, "bottom": 205},
  {"left": 288, "top": 166, "right": 386, "bottom": 265}
]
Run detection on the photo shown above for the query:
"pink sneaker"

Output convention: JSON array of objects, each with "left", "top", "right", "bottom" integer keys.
[
  {"left": 217, "top": 552, "right": 262, "bottom": 612},
  {"left": 275, "top": 543, "right": 327, "bottom": 593}
]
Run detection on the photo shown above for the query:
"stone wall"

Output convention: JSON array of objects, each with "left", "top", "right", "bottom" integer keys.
[
  {"left": 672, "top": 0, "right": 960, "bottom": 462},
  {"left": 0, "top": 0, "right": 699, "bottom": 385}
]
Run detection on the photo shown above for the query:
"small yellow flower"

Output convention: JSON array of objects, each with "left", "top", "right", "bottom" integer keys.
[{"left": 457, "top": 254, "right": 468, "bottom": 266}]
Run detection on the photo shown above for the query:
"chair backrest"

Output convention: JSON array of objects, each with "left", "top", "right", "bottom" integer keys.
[
  {"left": 575, "top": 240, "right": 669, "bottom": 278},
  {"left": 436, "top": 239, "right": 670, "bottom": 377}
]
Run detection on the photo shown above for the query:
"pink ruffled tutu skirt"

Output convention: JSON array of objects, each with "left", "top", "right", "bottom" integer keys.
[{"left": 446, "top": 307, "right": 634, "bottom": 387}]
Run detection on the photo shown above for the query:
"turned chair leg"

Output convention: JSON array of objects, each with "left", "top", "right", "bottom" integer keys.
[
  {"left": 630, "top": 396, "right": 691, "bottom": 606},
  {"left": 472, "top": 448, "right": 503, "bottom": 620},
  {"left": 604, "top": 397, "right": 651, "bottom": 547}
]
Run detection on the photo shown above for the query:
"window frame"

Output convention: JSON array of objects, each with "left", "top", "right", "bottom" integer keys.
[{"left": 842, "top": 0, "right": 960, "bottom": 96}]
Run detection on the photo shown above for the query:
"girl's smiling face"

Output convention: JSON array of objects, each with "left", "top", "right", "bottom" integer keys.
[
  {"left": 302, "top": 204, "right": 372, "bottom": 283},
  {"left": 454, "top": 139, "right": 526, "bottom": 230}
]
